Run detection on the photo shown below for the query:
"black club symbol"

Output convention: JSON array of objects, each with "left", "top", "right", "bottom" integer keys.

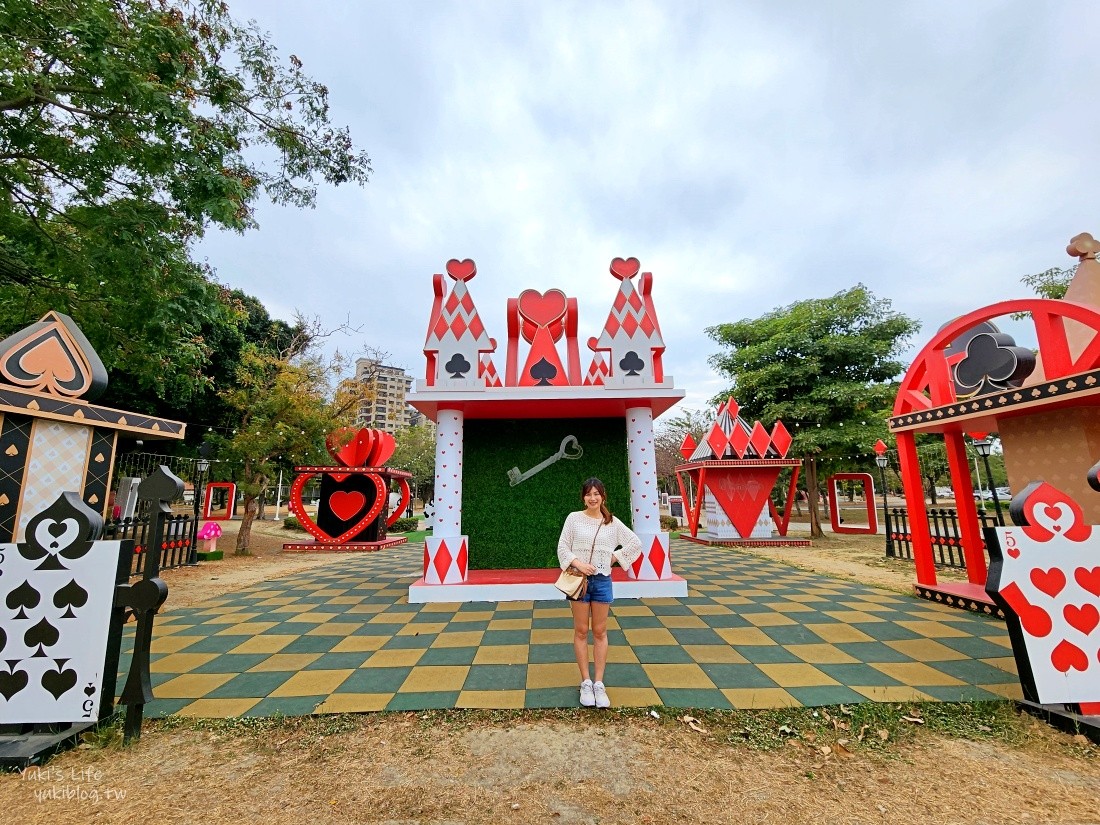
[
  {"left": 618, "top": 351, "right": 645, "bottom": 376},
  {"left": 445, "top": 353, "right": 472, "bottom": 379},
  {"left": 954, "top": 332, "right": 1035, "bottom": 397}
]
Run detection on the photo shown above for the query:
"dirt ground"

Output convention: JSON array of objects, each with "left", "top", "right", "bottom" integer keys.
[{"left": 1, "top": 518, "right": 1097, "bottom": 824}]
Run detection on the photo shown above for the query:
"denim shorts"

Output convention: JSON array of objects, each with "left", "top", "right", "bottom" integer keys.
[{"left": 569, "top": 573, "right": 613, "bottom": 604}]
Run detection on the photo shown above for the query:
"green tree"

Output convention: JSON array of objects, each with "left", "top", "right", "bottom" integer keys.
[
  {"left": 212, "top": 320, "right": 371, "bottom": 554},
  {"left": 1021, "top": 266, "right": 1073, "bottom": 300},
  {"left": 706, "top": 285, "right": 919, "bottom": 538},
  {"left": 654, "top": 408, "right": 713, "bottom": 494},
  {"left": 391, "top": 424, "right": 436, "bottom": 507},
  {"left": 0, "top": 0, "right": 371, "bottom": 401}
]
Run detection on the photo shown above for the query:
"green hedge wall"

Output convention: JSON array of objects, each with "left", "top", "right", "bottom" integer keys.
[{"left": 463, "top": 417, "right": 629, "bottom": 569}]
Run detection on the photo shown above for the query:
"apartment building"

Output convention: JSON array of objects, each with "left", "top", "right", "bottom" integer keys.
[{"left": 354, "top": 358, "right": 423, "bottom": 433}]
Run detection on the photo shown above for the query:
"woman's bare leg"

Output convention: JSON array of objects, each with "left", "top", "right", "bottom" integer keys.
[
  {"left": 590, "top": 602, "right": 610, "bottom": 684},
  {"left": 570, "top": 599, "right": 592, "bottom": 682}
]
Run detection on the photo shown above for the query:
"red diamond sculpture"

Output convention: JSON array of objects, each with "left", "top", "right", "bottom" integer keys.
[
  {"left": 770, "top": 420, "right": 792, "bottom": 457},
  {"left": 433, "top": 539, "right": 453, "bottom": 582},
  {"left": 679, "top": 433, "right": 697, "bottom": 460},
  {"left": 749, "top": 421, "right": 771, "bottom": 458},
  {"left": 728, "top": 423, "right": 751, "bottom": 458},
  {"left": 706, "top": 423, "right": 729, "bottom": 459}
]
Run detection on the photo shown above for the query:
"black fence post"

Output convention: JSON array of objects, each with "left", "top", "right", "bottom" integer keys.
[{"left": 117, "top": 466, "right": 179, "bottom": 742}]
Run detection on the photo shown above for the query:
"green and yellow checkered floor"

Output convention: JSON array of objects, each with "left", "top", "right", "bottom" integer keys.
[{"left": 133, "top": 538, "right": 1020, "bottom": 717}]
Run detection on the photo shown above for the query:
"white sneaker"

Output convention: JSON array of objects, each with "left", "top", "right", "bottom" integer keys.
[
  {"left": 579, "top": 679, "right": 595, "bottom": 707},
  {"left": 593, "top": 681, "right": 610, "bottom": 709}
]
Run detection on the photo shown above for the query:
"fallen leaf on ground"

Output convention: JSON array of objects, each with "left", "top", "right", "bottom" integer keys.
[
  {"left": 901, "top": 715, "right": 924, "bottom": 725},
  {"left": 877, "top": 729, "right": 890, "bottom": 741},
  {"left": 857, "top": 724, "right": 869, "bottom": 742},
  {"left": 681, "top": 715, "right": 707, "bottom": 733},
  {"left": 820, "top": 745, "right": 832, "bottom": 756},
  {"left": 834, "top": 742, "right": 855, "bottom": 759}
]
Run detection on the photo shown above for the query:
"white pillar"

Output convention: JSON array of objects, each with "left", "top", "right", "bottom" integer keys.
[
  {"left": 625, "top": 405, "right": 670, "bottom": 579},
  {"left": 424, "top": 408, "right": 467, "bottom": 583},
  {"left": 433, "top": 409, "right": 464, "bottom": 536}
]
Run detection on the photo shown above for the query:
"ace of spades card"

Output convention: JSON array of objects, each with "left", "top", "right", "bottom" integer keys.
[{"left": 0, "top": 492, "right": 120, "bottom": 723}]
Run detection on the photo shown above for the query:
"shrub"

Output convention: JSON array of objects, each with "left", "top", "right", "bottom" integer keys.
[
  {"left": 283, "top": 516, "right": 305, "bottom": 531},
  {"left": 660, "top": 515, "right": 679, "bottom": 531},
  {"left": 389, "top": 516, "right": 419, "bottom": 533}
]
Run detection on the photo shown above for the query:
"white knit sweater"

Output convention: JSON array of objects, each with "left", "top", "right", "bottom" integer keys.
[{"left": 556, "top": 511, "right": 643, "bottom": 575}]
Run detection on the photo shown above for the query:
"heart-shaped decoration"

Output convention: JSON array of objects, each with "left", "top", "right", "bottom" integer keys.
[
  {"left": 446, "top": 259, "right": 477, "bottom": 281},
  {"left": 330, "top": 490, "right": 366, "bottom": 522},
  {"left": 1007, "top": 547, "right": 1021, "bottom": 559},
  {"left": 386, "top": 478, "right": 412, "bottom": 528},
  {"left": 1051, "top": 639, "right": 1090, "bottom": 673},
  {"left": 610, "top": 257, "right": 640, "bottom": 280},
  {"left": 290, "top": 472, "right": 385, "bottom": 543},
  {"left": 1075, "top": 566, "right": 1100, "bottom": 597},
  {"left": 1030, "top": 567, "right": 1067, "bottom": 598},
  {"left": 1064, "top": 603, "right": 1100, "bottom": 636},
  {"left": 368, "top": 431, "right": 396, "bottom": 467},
  {"left": 517, "top": 289, "right": 567, "bottom": 328},
  {"left": 326, "top": 427, "right": 376, "bottom": 467}
]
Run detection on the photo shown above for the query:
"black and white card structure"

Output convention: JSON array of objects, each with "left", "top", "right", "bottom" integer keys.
[{"left": 0, "top": 492, "right": 119, "bottom": 723}]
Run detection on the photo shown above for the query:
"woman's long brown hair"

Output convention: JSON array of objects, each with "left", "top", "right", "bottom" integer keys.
[{"left": 581, "top": 477, "right": 613, "bottom": 525}]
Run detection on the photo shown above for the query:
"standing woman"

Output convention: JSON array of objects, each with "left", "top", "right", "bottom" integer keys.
[{"left": 557, "top": 477, "right": 642, "bottom": 708}]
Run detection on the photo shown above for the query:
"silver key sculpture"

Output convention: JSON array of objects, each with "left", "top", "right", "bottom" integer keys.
[{"left": 506, "top": 435, "right": 583, "bottom": 486}]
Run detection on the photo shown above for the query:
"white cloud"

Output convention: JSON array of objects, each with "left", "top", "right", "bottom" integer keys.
[{"left": 199, "top": 0, "right": 1100, "bottom": 408}]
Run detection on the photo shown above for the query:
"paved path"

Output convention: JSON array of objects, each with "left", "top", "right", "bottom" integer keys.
[{"left": 132, "top": 538, "right": 1020, "bottom": 717}]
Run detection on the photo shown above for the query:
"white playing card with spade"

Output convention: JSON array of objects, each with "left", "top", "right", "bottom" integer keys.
[{"left": 0, "top": 510, "right": 121, "bottom": 723}]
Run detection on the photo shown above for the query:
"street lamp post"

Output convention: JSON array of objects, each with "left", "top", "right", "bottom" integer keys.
[
  {"left": 189, "top": 442, "right": 212, "bottom": 564},
  {"left": 971, "top": 434, "right": 1004, "bottom": 526},
  {"left": 874, "top": 439, "right": 894, "bottom": 557}
]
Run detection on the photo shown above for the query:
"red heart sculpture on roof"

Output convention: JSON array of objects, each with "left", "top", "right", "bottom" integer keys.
[
  {"left": 517, "top": 289, "right": 567, "bottom": 328},
  {"left": 610, "top": 257, "right": 640, "bottom": 280},
  {"left": 446, "top": 259, "right": 477, "bottom": 281},
  {"left": 326, "top": 427, "right": 375, "bottom": 468},
  {"left": 368, "top": 431, "right": 396, "bottom": 467}
]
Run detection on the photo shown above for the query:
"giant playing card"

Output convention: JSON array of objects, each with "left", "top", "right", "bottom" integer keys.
[
  {"left": 0, "top": 492, "right": 119, "bottom": 723},
  {"left": 986, "top": 481, "right": 1100, "bottom": 705}
]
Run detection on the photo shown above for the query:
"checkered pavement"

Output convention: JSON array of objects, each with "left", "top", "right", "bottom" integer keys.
[{"left": 129, "top": 538, "right": 1020, "bottom": 717}]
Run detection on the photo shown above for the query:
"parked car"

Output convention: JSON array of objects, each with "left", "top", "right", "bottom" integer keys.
[{"left": 995, "top": 486, "right": 1011, "bottom": 499}]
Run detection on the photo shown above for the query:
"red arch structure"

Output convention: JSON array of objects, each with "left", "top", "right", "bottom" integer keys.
[{"left": 889, "top": 298, "right": 1100, "bottom": 611}]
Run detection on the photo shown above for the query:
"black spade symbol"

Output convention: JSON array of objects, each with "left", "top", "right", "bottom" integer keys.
[
  {"left": 0, "top": 664, "right": 28, "bottom": 701},
  {"left": 0, "top": 625, "right": 5, "bottom": 654},
  {"left": 53, "top": 579, "right": 89, "bottom": 619},
  {"left": 6, "top": 579, "right": 40, "bottom": 619},
  {"left": 41, "top": 662, "right": 77, "bottom": 700},
  {"left": 24, "top": 616, "right": 60, "bottom": 657},
  {"left": 618, "top": 350, "right": 645, "bottom": 376},
  {"left": 84, "top": 682, "right": 96, "bottom": 697},
  {"left": 529, "top": 358, "right": 557, "bottom": 386},
  {"left": 20, "top": 491, "right": 103, "bottom": 568},
  {"left": 445, "top": 352, "right": 471, "bottom": 379}
]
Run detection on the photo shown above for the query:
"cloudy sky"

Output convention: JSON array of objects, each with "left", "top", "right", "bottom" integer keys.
[{"left": 197, "top": 0, "right": 1099, "bottom": 416}]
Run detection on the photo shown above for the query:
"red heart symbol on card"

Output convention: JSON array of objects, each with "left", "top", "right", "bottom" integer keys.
[
  {"left": 1051, "top": 639, "right": 1090, "bottom": 673},
  {"left": 290, "top": 472, "right": 385, "bottom": 543},
  {"left": 1064, "top": 603, "right": 1100, "bottom": 636},
  {"left": 1031, "top": 567, "right": 1067, "bottom": 598},
  {"left": 999, "top": 582, "right": 1052, "bottom": 637},
  {"left": 330, "top": 490, "right": 366, "bottom": 522},
  {"left": 446, "top": 259, "right": 477, "bottom": 281},
  {"left": 1007, "top": 547, "right": 1021, "bottom": 558},
  {"left": 1075, "top": 566, "right": 1100, "bottom": 597},
  {"left": 610, "top": 257, "right": 640, "bottom": 280},
  {"left": 517, "top": 289, "right": 567, "bottom": 328},
  {"left": 367, "top": 431, "right": 396, "bottom": 467}
]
